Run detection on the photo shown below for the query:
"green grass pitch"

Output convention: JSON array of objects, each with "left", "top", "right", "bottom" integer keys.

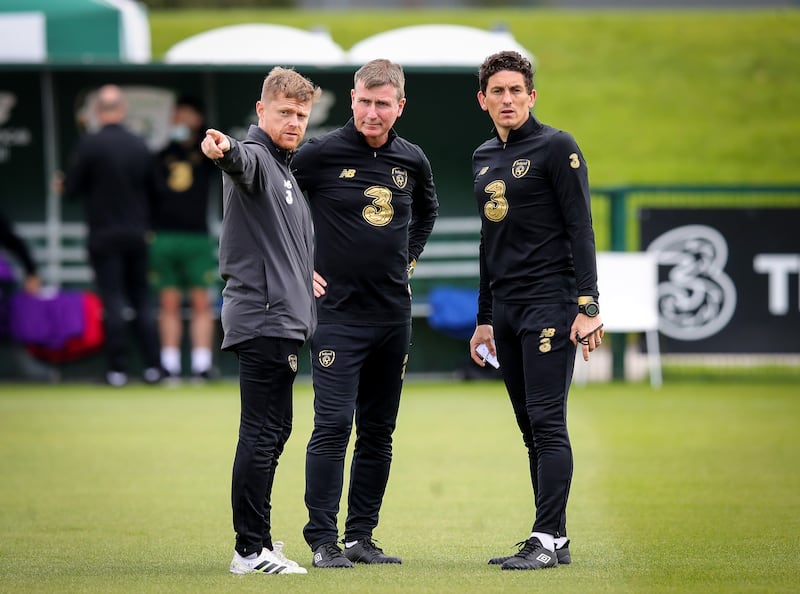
[{"left": 1, "top": 379, "right": 798, "bottom": 593}]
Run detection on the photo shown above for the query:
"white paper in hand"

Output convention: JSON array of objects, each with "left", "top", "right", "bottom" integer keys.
[{"left": 476, "top": 343, "right": 500, "bottom": 369}]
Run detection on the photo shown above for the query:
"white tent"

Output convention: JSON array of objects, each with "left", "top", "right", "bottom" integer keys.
[
  {"left": 347, "top": 24, "right": 533, "bottom": 67},
  {"left": 164, "top": 24, "right": 347, "bottom": 66}
]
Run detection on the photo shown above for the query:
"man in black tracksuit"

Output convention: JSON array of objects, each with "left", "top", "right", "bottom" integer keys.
[
  {"left": 62, "top": 84, "right": 161, "bottom": 386},
  {"left": 292, "top": 59, "right": 438, "bottom": 568},
  {"left": 201, "top": 67, "right": 320, "bottom": 576},
  {"left": 468, "top": 51, "right": 604, "bottom": 570}
]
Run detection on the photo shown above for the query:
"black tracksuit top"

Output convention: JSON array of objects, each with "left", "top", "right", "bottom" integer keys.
[
  {"left": 153, "top": 139, "right": 215, "bottom": 233},
  {"left": 292, "top": 119, "right": 439, "bottom": 326},
  {"left": 63, "top": 123, "right": 154, "bottom": 250},
  {"left": 473, "top": 115, "right": 598, "bottom": 325}
]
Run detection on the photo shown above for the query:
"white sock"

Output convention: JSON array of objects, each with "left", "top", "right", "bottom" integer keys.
[
  {"left": 531, "top": 532, "right": 555, "bottom": 552},
  {"left": 161, "top": 347, "right": 181, "bottom": 375},
  {"left": 555, "top": 536, "right": 568, "bottom": 548},
  {"left": 242, "top": 551, "right": 258, "bottom": 560},
  {"left": 191, "top": 347, "right": 212, "bottom": 373}
]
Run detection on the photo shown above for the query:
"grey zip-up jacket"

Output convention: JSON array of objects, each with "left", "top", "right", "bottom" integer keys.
[{"left": 215, "top": 125, "right": 317, "bottom": 350}]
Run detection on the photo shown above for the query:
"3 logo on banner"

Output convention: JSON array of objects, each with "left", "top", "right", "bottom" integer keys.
[{"left": 647, "top": 225, "right": 737, "bottom": 341}]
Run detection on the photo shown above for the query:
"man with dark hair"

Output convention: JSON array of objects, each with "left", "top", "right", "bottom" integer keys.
[
  {"left": 62, "top": 84, "right": 162, "bottom": 387},
  {"left": 469, "top": 50, "right": 604, "bottom": 570},
  {"left": 201, "top": 67, "right": 321, "bottom": 575},
  {"left": 292, "top": 58, "right": 438, "bottom": 569},
  {"left": 151, "top": 95, "right": 217, "bottom": 382}
]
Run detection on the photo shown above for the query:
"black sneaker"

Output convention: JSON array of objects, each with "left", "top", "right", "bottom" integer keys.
[
  {"left": 556, "top": 539, "right": 571, "bottom": 565},
  {"left": 312, "top": 542, "right": 353, "bottom": 568},
  {"left": 488, "top": 538, "right": 571, "bottom": 565},
  {"left": 343, "top": 538, "right": 402, "bottom": 564},
  {"left": 500, "top": 537, "right": 558, "bottom": 570}
]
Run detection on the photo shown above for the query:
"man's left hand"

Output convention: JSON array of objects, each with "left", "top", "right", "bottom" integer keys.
[{"left": 571, "top": 315, "right": 604, "bottom": 361}]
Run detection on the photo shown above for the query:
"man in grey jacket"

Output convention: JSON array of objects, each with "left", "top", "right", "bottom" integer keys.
[{"left": 201, "top": 67, "right": 321, "bottom": 575}]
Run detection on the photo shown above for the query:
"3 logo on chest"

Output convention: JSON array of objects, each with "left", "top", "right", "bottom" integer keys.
[
  {"left": 336, "top": 166, "right": 410, "bottom": 228},
  {"left": 283, "top": 179, "right": 294, "bottom": 205}
]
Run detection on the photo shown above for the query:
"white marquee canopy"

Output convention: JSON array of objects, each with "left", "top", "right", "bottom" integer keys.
[
  {"left": 346, "top": 24, "right": 533, "bottom": 67},
  {"left": 164, "top": 23, "right": 348, "bottom": 66}
]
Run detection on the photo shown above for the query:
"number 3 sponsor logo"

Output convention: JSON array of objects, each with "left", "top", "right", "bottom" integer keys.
[
  {"left": 362, "top": 185, "right": 394, "bottom": 227},
  {"left": 483, "top": 180, "right": 508, "bottom": 222},
  {"left": 647, "top": 224, "right": 737, "bottom": 340}
]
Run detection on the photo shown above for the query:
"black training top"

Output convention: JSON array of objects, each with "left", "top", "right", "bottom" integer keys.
[
  {"left": 472, "top": 115, "right": 598, "bottom": 325},
  {"left": 63, "top": 123, "right": 155, "bottom": 250},
  {"left": 293, "top": 118, "right": 439, "bottom": 326},
  {"left": 153, "top": 139, "right": 215, "bottom": 233}
]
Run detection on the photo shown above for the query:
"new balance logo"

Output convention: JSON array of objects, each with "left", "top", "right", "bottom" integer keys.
[
  {"left": 536, "top": 553, "right": 552, "bottom": 563},
  {"left": 339, "top": 168, "right": 356, "bottom": 178}
]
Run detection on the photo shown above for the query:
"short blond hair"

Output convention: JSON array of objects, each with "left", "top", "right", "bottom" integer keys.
[
  {"left": 260, "top": 67, "right": 321, "bottom": 104},
  {"left": 354, "top": 59, "right": 405, "bottom": 100}
]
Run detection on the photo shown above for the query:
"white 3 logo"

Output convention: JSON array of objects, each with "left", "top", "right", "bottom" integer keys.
[
  {"left": 647, "top": 225, "right": 737, "bottom": 341},
  {"left": 283, "top": 179, "right": 294, "bottom": 205}
]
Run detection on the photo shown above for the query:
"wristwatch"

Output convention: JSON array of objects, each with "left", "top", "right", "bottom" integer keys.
[{"left": 577, "top": 296, "right": 600, "bottom": 317}]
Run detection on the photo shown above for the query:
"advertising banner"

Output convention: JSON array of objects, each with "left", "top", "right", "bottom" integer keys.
[{"left": 641, "top": 208, "right": 800, "bottom": 353}]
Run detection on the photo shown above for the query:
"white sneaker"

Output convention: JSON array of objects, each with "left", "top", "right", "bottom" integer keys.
[
  {"left": 270, "top": 541, "right": 300, "bottom": 567},
  {"left": 106, "top": 371, "right": 128, "bottom": 387},
  {"left": 229, "top": 547, "right": 307, "bottom": 575}
]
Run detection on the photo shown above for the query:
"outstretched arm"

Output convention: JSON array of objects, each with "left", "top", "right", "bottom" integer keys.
[{"left": 201, "top": 129, "right": 231, "bottom": 160}]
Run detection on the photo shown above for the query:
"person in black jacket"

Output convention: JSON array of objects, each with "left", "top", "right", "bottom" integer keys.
[
  {"left": 292, "top": 59, "right": 439, "bottom": 568},
  {"left": 468, "top": 51, "right": 604, "bottom": 570},
  {"left": 61, "top": 84, "right": 161, "bottom": 387},
  {"left": 201, "top": 67, "right": 320, "bottom": 576},
  {"left": 0, "top": 210, "right": 40, "bottom": 295}
]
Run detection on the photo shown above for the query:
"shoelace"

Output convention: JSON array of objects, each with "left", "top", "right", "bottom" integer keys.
[
  {"left": 323, "top": 542, "right": 346, "bottom": 557},
  {"left": 270, "top": 543, "right": 296, "bottom": 566},
  {"left": 512, "top": 538, "right": 539, "bottom": 557},
  {"left": 361, "top": 538, "right": 384, "bottom": 553},
  {"left": 341, "top": 537, "right": 384, "bottom": 554}
]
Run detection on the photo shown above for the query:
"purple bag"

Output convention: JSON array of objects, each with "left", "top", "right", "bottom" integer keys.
[
  {"left": 0, "top": 254, "right": 14, "bottom": 338},
  {"left": 9, "top": 290, "right": 86, "bottom": 350}
]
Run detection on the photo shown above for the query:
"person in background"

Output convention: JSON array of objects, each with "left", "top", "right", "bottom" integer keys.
[
  {"left": 292, "top": 58, "right": 438, "bottom": 569},
  {"left": 468, "top": 51, "right": 603, "bottom": 570},
  {"left": 0, "top": 210, "right": 41, "bottom": 350},
  {"left": 60, "top": 84, "right": 162, "bottom": 387},
  {"left": 151, "top": 96, "right": 218, "bottom": 382},
  {"left": 0, "top": 210, "right": 41, "bottom": 295},
  {"left": 200, "top": 67, "right": 320, "bottom": 576}
]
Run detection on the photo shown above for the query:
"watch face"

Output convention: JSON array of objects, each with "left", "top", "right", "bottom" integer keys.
[{"left": 583, "top": 302, "right": 599, "bottom": 317}]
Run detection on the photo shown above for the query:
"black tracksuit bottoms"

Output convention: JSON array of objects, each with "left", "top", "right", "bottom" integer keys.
[
  {"left": 492, "top": 301, "right": 578, "bottom": 538},
  {"left": 303, "top": 322, "right": 411, "bottom": 550},
  {"left": 89, "top": 237, "right": 160, "bottom": 374},
  {"left": 230, "top": 336, "right": 301, "bottom": 557}
]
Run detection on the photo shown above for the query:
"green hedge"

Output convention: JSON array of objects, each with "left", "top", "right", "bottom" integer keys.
[{"left": 149, "top": 9, "right": 800, "bottom": 187}]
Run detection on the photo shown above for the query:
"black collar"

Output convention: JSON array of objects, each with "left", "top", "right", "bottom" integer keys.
[
  {"left": 495, "top": 113, "right": 543, "bottom": 144},
  {"left": 343, "top": 118, "right": 398, "bottom": 150}
]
